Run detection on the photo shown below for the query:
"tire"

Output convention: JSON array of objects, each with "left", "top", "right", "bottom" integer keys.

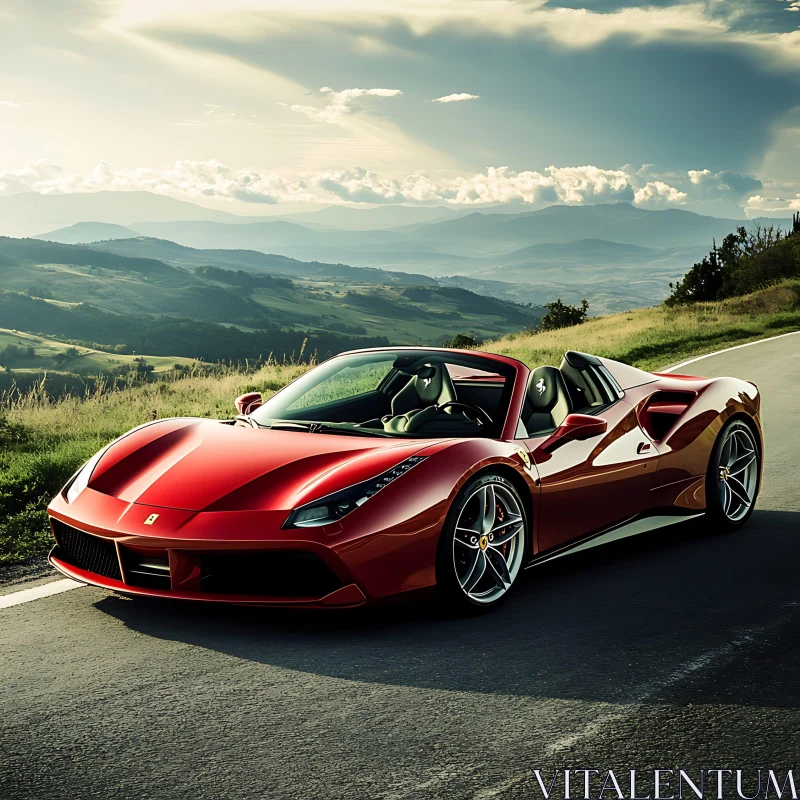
[
  {"left": 705, "top": 418, "right": 761, "bottom": 532},
  {"left": 436, "top": 472, "right": 529, "bottom": 613}
]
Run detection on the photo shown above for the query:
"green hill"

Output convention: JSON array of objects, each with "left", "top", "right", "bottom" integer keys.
[
  {"left": 82, "top": 235, "right": 438, "bottom": 285},
  {"left": 0, "top": 237, "right": 545, "bottom": 367}
]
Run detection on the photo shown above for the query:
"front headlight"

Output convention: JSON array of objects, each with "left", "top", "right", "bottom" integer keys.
[
  {"left": 284, "top": 455, "right": 426, "bottom": 529},
  {"left": 64, "top": 448, "right": 107, "bottom": 504}
]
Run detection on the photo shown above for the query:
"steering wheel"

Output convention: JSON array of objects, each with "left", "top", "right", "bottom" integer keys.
[{"left": 437, "top": 400, "right": 493, "bottom": 426}]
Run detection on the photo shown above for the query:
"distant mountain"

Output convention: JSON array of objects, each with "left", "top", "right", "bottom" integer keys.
[
  {"left": 0, "top": 191, "right": 281, "bottom": 238},
  {"left": 34, "top": 221, "right": 138, "bottom": 244},
  {"left": 413, "top": 203, "right": 790, "bottom": 254},
  {"left": 128, "top": 219, "right": 319, "bottom": 250},
  {"left": 278, "top": 204, "right": 461, "bottom": 231},
  {"left": 129, "top": 219, "right": 401, "bottom": 251},
  {"left": 106, "top": 202, "right": 792, "bottom": 273}
]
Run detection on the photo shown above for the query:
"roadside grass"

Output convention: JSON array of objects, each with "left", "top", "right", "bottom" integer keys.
[
  {"left": 487, "top": 280, "right": 800, "bottom": 371},
  {"left": 1, "top": 279, "right": 798, "bottom": 568}
]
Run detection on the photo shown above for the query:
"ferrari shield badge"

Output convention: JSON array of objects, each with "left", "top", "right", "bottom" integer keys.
[{"left": 516, "top": 448, "right": 531, "bottom": 468}]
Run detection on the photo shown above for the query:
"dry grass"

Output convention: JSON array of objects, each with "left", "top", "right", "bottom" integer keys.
[{"left": 485, "top": 279, "right": 800, "bottom": 371}]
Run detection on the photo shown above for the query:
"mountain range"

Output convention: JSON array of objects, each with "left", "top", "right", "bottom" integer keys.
[{"left": 10, "top": 190, "right": 795, "bottom": 313}]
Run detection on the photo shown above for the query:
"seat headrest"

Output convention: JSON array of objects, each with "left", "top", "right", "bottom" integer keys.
[
  {"left": 414, "top": 363, "right": 450, "bottom": 405},
  {"left": 529, "top": 366, "right": 565, "bottom": 412}
]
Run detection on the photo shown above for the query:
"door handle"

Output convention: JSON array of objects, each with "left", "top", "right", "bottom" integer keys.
[{"left": 637, "top": 441, "right": 652, "bottom": 454}]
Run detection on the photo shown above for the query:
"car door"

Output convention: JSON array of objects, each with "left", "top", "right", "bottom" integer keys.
[{"left": 520, "top": 362, "right": 662, "bottom": 554}]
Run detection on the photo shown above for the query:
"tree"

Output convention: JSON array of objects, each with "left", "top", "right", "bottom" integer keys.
[
  {"left": 667, "top": 224, "right": 799, "bottom": 304},
  {"left": 666, "top": 241, "right": 724, "bottom": 305},
  {"left": 539, "top": 299, "right": 589, "bottom": 331},
  {"left": 443, "top": 333, "right": 478, "bottom": 349}
]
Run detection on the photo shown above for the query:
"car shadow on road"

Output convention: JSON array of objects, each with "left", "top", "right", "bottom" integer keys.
[{"left": 96, "top": 509, "right": 800, "bottom": 708}]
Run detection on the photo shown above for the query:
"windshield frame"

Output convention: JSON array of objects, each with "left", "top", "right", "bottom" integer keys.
[{"left": 249, "top": 347, "right": 525, "bottom": 440}]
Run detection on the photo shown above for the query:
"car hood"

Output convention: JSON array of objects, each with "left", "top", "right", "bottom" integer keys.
[{"left": 88, "top": 418, "right": 433, "bottom": 512}]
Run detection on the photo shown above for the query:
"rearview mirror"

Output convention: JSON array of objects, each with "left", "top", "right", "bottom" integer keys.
[
  {"left": 235, "top": 392, "right": 263, "bottom": 416},
  {"left": 540, "top": 413, "right": 608, "bottom": 453}
]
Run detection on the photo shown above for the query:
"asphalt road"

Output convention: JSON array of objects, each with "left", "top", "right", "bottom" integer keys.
[{"left": 1, "top": 334, "right": 798, "bottom": 800}]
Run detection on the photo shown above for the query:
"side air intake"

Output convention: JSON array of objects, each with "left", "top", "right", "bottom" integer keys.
[{"left": 638, "top": 391, "right": 696, "bottom": 440}]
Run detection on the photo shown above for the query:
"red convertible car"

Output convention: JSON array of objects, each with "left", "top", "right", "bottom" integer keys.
[{"left": 48, "top": 347, "right": 763, "bottom": 612}]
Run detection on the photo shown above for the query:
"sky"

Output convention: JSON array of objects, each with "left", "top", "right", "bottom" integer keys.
[{"left": 0, "top": 0, "right": 799, "bottom": 218}]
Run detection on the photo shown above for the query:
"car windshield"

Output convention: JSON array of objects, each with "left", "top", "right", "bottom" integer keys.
[{"left": 250, "top": 350, "right": 516, "bottom": 439}]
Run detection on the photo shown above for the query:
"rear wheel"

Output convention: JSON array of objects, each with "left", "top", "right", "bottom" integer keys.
[
  {"left": 705, "top": 419, "right": 760, "bottom": 531},
  {"left": 436, "top": 473, "right": 529, "bottom": 613}
]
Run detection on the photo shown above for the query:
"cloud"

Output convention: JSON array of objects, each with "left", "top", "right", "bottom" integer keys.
[
  {"left": 0, "top": 160, "right": 65, "bottom": 194},
  {"left": 105, "top": 0, "right": 800, "bottom": 70},
  {"left": 0, "top": 158, "right": 764, "bottom": 213},
  {"left": 0, "top": 100, "right": 21, "bottom": 109},
  {"left": 431, "top": 93, "right": 480, "bottom": 103},
  {"left": 634, "top": 181, "right": 688, "bottom": 209},
  {"left": 688, "top": 169, "right": 763, "bottom": 198},
  {"left": 745, "top": 194, "right": 800, "bottom": 216},
  {"left": 291, "top": 86, "right": 402, "bottom": 126},
  {"left": 545, "top": 165, "right": 635, "bottom": 204}
]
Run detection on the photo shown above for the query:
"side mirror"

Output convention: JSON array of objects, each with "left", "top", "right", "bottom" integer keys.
[
  {"left": 540, "top": 413, "right": 608, "bottom": 453},
  {"left": 235, "top": 392, "right": 263, "bottom": 416}
]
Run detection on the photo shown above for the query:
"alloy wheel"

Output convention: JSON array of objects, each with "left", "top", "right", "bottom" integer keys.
[
  {"left": 452, "top": 482, "right": 526, "bottom": 605},
  {"left": 717, "top": 425, "right": 758, "bottom": 522}
]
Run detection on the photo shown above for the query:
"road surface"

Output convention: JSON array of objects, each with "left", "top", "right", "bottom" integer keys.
[{"left": 1, "top": 334, "right": 798, "bottom": 800}]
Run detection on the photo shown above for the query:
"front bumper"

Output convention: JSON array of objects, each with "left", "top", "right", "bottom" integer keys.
[
  {"left": 46, "top": 476, "right": 451, "bottom": 606},
  {"left": 50, "top": 541, "right": 367, "bottom": 608}
]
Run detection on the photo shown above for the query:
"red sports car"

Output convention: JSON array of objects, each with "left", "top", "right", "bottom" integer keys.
[{"left": 48, "top": 347, "right": 763, "bottom": 612}]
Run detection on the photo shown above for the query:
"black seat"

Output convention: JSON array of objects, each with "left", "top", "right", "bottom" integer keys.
[
  {"left": 522, "top": 366, "right": 572, "bottom": 435},
  {"left": 390, "top": 362, "right": 456, "bottom": 415}
]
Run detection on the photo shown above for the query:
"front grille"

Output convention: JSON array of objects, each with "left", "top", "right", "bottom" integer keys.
[
  {"left": 51, "top": 519, "right": 122, "bottom": 581},
  {"left": 200, "top": 551, "right": 342, "bottom": 598}
]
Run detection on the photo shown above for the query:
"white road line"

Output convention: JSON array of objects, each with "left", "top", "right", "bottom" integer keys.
[
  {"left": 662, "top": 330, "right": 800, "bottom": 373},
  {"left": 0, "top": 578, "right": 83, "bottom": 610}
]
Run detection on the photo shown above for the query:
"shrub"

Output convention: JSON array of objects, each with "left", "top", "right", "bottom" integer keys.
[
  {"left": 539, "top": 299, "right": 589, "bottom": 331},
  {"left": 443, "top": 333, "right": 479, "bottom": 349}
]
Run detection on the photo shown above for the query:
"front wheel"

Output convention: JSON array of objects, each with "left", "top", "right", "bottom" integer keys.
[
  {"left": 436, "top": 473, "right": 529, "bottom": 613},
  {"left": 705, "top": 418, "right": 761, "bottom": 532}
]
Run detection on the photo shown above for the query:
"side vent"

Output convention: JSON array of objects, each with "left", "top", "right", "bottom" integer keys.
[{"left": 638, "top": 391, "right": 696, "bottom": 440}]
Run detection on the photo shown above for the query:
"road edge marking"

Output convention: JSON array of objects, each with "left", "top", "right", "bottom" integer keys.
[
  {"left": 0, "top": 578, "right": 84, "bottom": 610},
  {"left": 662, "top": 330, "right": 800, "bottom": 374}
]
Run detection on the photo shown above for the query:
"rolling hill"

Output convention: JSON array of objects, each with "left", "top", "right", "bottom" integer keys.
[
  {"left": 0, "top": 327, "right": 199, "bottom": 376},
  {"left": 0, "top": 237, "right": 545, "bottom": 360},
  {"left": 77, "top": 236, "right": 438, "bottom": 285}
]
